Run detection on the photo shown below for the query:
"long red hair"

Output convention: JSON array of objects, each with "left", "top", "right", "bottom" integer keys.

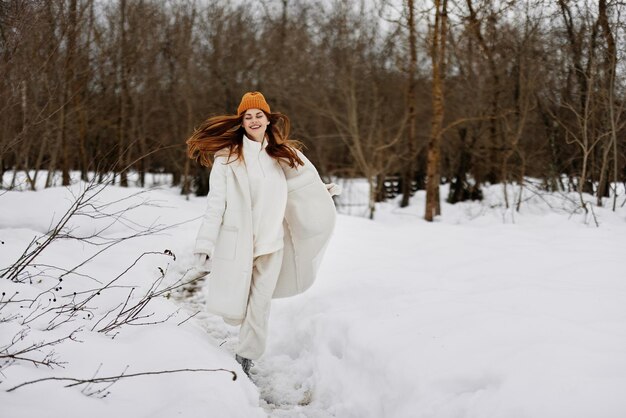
[{"left": 186, "top": 111, "right": 304, "bottom": 168}]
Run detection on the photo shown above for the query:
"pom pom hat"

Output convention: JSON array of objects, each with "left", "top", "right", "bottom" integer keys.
[{"left": 237, "top": 91, "right": 271, "bottom": 115}]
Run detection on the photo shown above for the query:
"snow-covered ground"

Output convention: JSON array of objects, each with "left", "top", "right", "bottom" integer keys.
[{"left": 1, "top": 172, "right": 625, "bottom": 417}]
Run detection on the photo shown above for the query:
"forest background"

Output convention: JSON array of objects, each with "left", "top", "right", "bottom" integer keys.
[{"left": 1, "top": 0, "right": 624, "bottom": 220}]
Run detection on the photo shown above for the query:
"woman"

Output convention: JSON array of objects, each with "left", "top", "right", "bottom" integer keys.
[{"left": 186, "top": 92, "right": 340, "bottom": 377}]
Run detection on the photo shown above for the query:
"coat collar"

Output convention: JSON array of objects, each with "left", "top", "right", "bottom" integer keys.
[
  {"left": 243, "top": 134, "right": 267, "bottom": 150},
  {"left": 228, "top": 153, "right": 253, "bottom": 209}
]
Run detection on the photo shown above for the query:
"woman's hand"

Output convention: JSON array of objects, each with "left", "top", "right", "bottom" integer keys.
[
  {"left": 325, "top": 182, "right": 342, "bottom": 196},
  {"left": 193, "top": 252, "right": 212, "bottom": 271}
]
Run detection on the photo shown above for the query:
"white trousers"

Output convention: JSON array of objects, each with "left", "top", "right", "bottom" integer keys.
[{"left": 235, "top": 249, "right": 284, "bottom": 360}]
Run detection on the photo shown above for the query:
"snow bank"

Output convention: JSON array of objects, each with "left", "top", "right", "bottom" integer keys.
[
  {"left": 2, "top": 176, "right": 625, "bottom": 417},
  {"left": 1, "top": 181, "right": 263, "bottom": 418}
]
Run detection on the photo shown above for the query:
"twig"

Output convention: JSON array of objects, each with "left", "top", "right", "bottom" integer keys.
[
  {"left": 96, "top": 268, "right": 201, "bottom": 335},
  {"left": 7, "top": 367, "right": 238, "bottom": 392},
  {"left": 0, "top": 328, "right": 82, "bottom": 369},
  {"left": 177, "top": 310, "right": 201, "bottom": 326}
]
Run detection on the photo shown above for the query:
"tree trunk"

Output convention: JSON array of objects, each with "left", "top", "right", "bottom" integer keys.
[
  {"left": 46, "top": 132, "right": 60, "bottom": 188},
  {"left": 425, "top": 0, "right": 447, "bottom": 222},
  {"left": 18, "top": 74, "right": 36, "bottom": 190},
  {"left": 537, "top": 99, "right": 563, "bottom": 192},
  {"left": 118, "top": 0, "right": 129, "bottom": 187},
  {"left": 368, "top": 175, "right": 377, "bottom": 220},
  {"left": 194, "top": 165, "right": 209, "bottom": 197},
  {"left": 60, "top": 0, "right": 79, "bottom": 186},
  {"left": 400, "top": 0, "right": 418, "bottom": 208},
  {"left": 447, "top": 128, "right": 471, "bottom": 204},
  {"left": 59, "top": 94, "right": 70, "bottom": 186},
  {"left": 375, "top": 173, "right": 387, "bottom": 202},
  {"left": 597, "top": 0, "right": 617, "bottom": 208},
  {"left": 466, "top": 0, "right": 501, "bottom": 185},
  {"left": 31, "top": 127, "right": 51, "bottom": 191},
  {"left": 76, "top": 0, "right": 95, "bottom": 182}
]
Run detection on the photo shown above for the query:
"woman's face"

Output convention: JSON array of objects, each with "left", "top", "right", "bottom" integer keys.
[{"left": 242, "top": 108, "right": 270, "bottom": 142}]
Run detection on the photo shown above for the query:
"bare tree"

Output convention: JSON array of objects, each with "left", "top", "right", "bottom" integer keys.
[
  {"left": 1, "top": 0, "right": 624, "bottom": 214},
  {"left": 399, "top": 0, "right": 419, "bottom": 208},
  {"left": 596, "top": 0, "right": 623, "bottom": 208},
  {"left": 425, "top": 0, "right": 447, "bottom": 221}
]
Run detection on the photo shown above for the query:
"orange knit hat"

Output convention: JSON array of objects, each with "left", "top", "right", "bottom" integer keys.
[{"left": 237, "top": 91, "right": 271, "bottom": 115}]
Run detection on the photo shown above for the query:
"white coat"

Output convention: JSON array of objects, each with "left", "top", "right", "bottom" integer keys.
[{"left": 194, "top": 148, "right": 336, "bottom": 321}]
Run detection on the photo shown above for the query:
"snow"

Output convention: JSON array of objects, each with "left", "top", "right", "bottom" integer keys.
[{"left": 1, "top": 172, "right": 626, "bottom": 417}]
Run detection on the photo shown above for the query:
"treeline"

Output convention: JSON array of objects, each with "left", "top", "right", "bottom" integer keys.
[{"left": 1, "top": 0, "right": 624, "bottom": 212}]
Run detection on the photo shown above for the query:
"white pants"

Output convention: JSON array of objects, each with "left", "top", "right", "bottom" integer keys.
[{"left": 235, "top": 249, "right": 284, "bottom": 360}]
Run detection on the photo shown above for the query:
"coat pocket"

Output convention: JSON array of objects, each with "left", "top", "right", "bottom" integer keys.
[{"left": 214, "top": 225, "right": 238, "bottom": 260}]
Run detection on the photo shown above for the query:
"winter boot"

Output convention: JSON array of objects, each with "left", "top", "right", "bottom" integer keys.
[{"left": 235, "top": 354, "right": 253, "bottom": 377}]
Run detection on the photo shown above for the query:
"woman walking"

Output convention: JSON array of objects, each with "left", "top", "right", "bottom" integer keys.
[{"left": 186, "top": 92, "right": 340, "bottom": 377}]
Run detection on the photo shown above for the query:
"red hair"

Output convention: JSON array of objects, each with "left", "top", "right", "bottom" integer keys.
[{"left": 186, "top": 111, "right": 304, "bottom": 168}]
